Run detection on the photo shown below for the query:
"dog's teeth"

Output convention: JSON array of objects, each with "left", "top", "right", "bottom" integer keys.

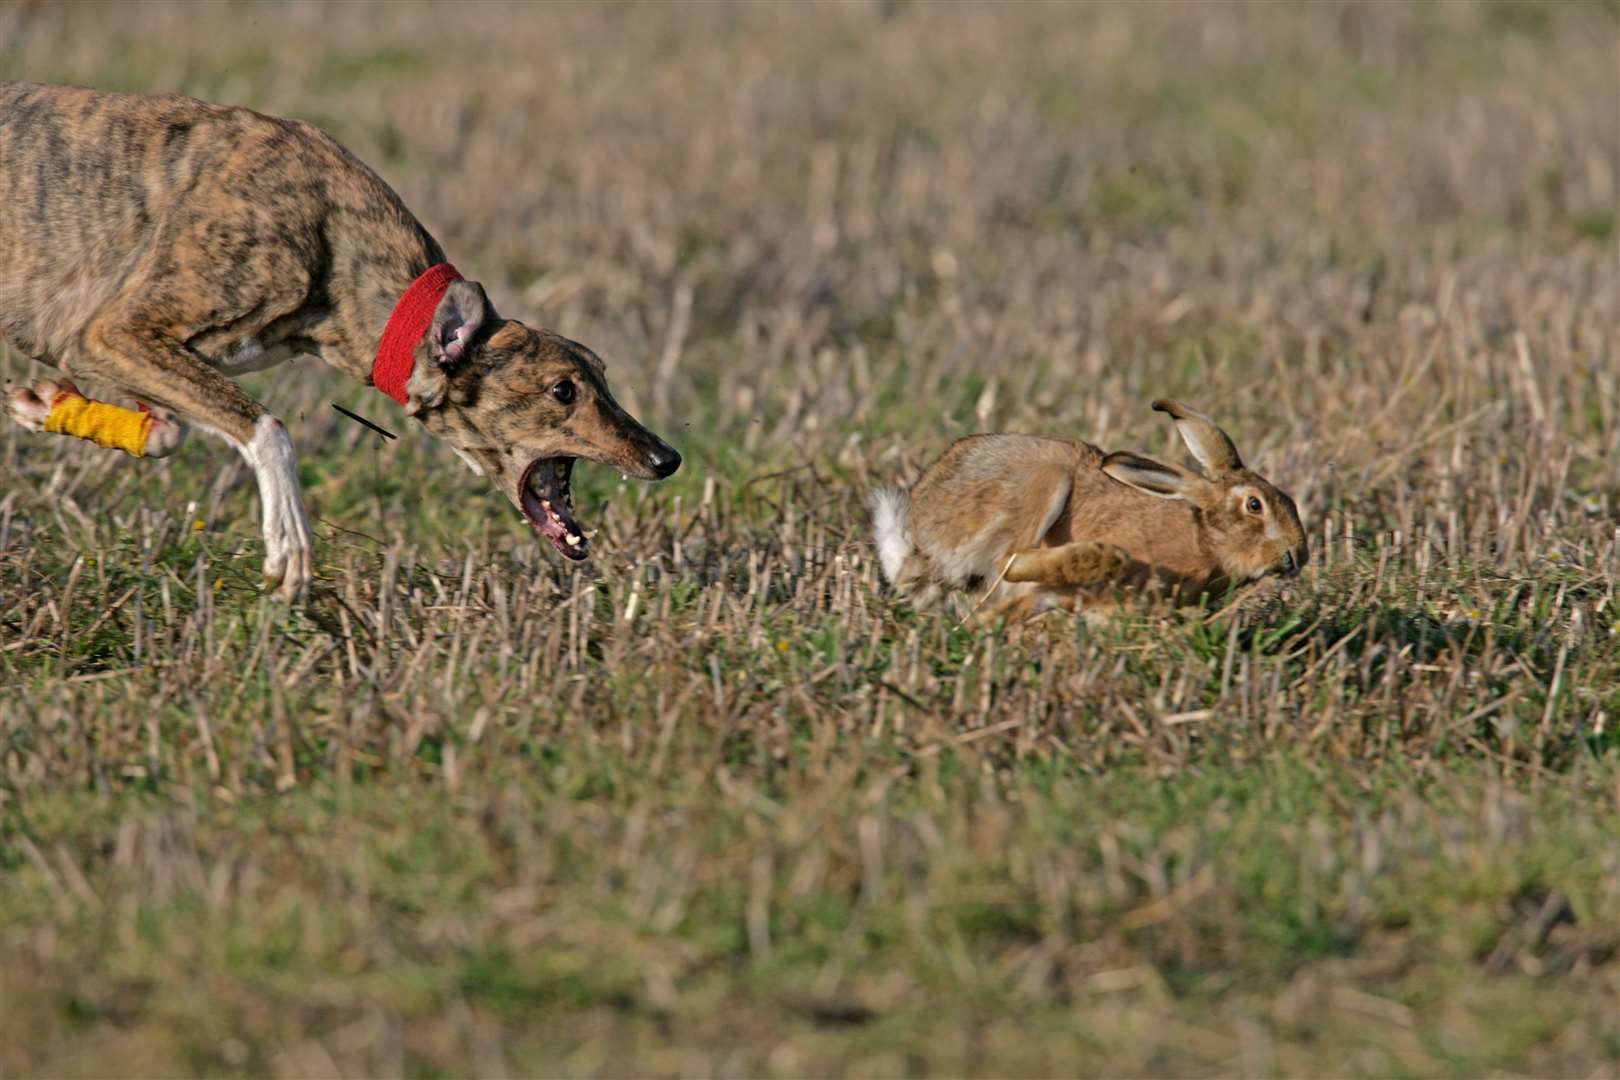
[
  {"left": 541, "top": 499, "right": 551, "bottom": 509},
  {"left": 566, "top": 534, "right": 581, "bottom": 546}
]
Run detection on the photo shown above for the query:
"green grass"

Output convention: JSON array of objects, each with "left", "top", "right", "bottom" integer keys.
[
  {"left": 5, "top": 756, "right": 1618, "bottom": 1074},
  {"left": 3, "top": 0, "right": 1620, "bottom": 1075}
]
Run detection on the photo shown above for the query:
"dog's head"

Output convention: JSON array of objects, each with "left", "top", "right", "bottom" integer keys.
[{"left": 402, "top": 280, "right": 681, "bottom": 561}]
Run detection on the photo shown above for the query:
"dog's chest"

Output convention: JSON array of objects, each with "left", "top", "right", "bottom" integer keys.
[{"left": 212, "top": 338, "right": 299, "bottom": 376}]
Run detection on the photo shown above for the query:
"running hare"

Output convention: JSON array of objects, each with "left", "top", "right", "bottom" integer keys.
[{"left": 872, "top": 400, "right": 1308, "bottom": 624}]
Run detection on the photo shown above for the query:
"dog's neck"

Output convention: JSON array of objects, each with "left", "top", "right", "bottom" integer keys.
[{"left": 351, "top": 222, "right": 452, "bottom": 374}]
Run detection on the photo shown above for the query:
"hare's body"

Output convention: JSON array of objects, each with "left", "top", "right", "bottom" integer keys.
[{"left": 873, "top": 402, "right": 1308, "bottom": 624}]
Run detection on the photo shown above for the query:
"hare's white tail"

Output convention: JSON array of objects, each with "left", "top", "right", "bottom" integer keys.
[{"left": 870, "top": 487, "right": 912, "bottom": 584}]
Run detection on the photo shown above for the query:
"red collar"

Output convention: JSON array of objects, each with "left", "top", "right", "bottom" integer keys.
[{"left": 372, "top": 263, "right": 463, "bottom": 405}]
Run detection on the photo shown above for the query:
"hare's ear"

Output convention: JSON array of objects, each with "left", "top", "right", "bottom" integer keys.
[
  {"left": 1153, "top": 399, "right": 1242, "bottom": 474},
  {"left": 1102, "top": 452, "right": 1202, "bottom": 501}
]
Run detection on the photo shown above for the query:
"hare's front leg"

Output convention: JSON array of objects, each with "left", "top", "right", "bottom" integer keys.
[{"left": 1004, "top": 540, "right": 1134, "bottom": 587}]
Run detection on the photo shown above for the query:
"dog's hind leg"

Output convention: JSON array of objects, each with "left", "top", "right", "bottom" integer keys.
[
  {"left": 138, "top": 401, "right": 189, "bottom": 457},
  {"left": 7, "top": 378, "right": 188, "bottom": 457}
]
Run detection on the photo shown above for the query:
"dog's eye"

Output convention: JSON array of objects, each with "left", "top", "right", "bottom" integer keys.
[
  {"left": 1245, "top": 496, "right": 1263, "bottom": 514},
  {"left": 550, "top": 380, "right": 576, "bottom": 405}
]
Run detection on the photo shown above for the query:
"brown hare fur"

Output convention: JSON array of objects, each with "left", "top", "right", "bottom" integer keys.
[{"left": 871, "top": 400, "right": 1308, "bottom": 624}]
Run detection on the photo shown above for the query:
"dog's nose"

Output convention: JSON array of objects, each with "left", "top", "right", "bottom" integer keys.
[{"left": 648, "top": 445, "right": 681, "bottom": 479}]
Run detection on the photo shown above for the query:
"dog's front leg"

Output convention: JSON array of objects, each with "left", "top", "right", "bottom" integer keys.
[
  {"left": 237, "top": 414, "right": 315, "bottom": 600},
  {"left": 71, "top": 320, "right": 315, "bottom": 600}
]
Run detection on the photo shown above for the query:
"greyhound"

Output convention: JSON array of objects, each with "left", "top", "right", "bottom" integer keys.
[{"left": 0, "top": 81, "right": 681, "bottom": 598}]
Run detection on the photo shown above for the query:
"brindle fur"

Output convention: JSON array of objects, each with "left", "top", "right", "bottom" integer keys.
[{"left": 0, "top": 81, "right": 679, "bottom": 597}]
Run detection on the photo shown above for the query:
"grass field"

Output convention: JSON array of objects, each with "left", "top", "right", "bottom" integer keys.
[{"left": 2, "top": 1, "right": 1619, "bottom": 1075}]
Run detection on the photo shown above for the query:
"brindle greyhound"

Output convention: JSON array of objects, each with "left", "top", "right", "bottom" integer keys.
[{"left": 0, "top": 81, "right": 681, "bottom": 598}]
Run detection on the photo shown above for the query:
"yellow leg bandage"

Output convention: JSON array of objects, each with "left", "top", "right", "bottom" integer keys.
[{"left": 42, "top": 394, "right": 153, "bottom": 457}]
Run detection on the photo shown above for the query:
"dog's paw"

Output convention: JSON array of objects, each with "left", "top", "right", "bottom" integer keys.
[
  {"left": 262, "top": 541, "right": 314, "bottom": 601},
  {"left": 6, "top": 378, "right": 81, "bottom": 431},
  {"left": 260, "top": 479, "right": 315, "bottom": 601},
  {"left": 138, "top": 404, "right": 189, "bottom": 458},
  {"left": 261, "top": 494, "right": 315, "bottom": 601}
]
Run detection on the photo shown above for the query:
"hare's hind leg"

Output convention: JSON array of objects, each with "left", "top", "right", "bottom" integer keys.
[
  {"left": 965, "top": 542, "right": 1137, "bottom": 629},
  {"left": 1004, "top": 540, "right": 1134, "bottom": 588}
]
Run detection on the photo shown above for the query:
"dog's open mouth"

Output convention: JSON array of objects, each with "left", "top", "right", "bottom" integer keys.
[{"left": 520, "top": 457, "right": 589, "bottom": 561}]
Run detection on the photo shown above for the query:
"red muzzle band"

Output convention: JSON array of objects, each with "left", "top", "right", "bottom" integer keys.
[{"left": 372, "top": 262, "right": 463, "bottom": 405}]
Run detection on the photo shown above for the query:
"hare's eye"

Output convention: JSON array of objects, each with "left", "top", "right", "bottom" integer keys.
[{"left": 1245, "top": 496, "right": 1263, "bottom": 514}]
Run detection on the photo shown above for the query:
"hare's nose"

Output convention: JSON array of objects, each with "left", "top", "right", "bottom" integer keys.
[{"left": 1281, "top": 544, "right": 1309, "bottom": 575}]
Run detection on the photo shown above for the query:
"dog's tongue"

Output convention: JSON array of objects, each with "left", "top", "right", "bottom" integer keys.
[{"left": 520, "top": 458, "right": 589, "bottom": 560}]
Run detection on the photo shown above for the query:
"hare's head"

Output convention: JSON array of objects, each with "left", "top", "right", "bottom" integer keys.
[{"left": 1100, "top": 400, "right": 1308, "bottom": 586}]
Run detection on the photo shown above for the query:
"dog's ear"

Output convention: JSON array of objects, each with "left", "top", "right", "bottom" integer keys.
[
  {"left": 407, "top": 281, "right": 489, "bottom": 414},
  {"left": 430, "top": 280, "right": 489, "bottom": 367}
]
